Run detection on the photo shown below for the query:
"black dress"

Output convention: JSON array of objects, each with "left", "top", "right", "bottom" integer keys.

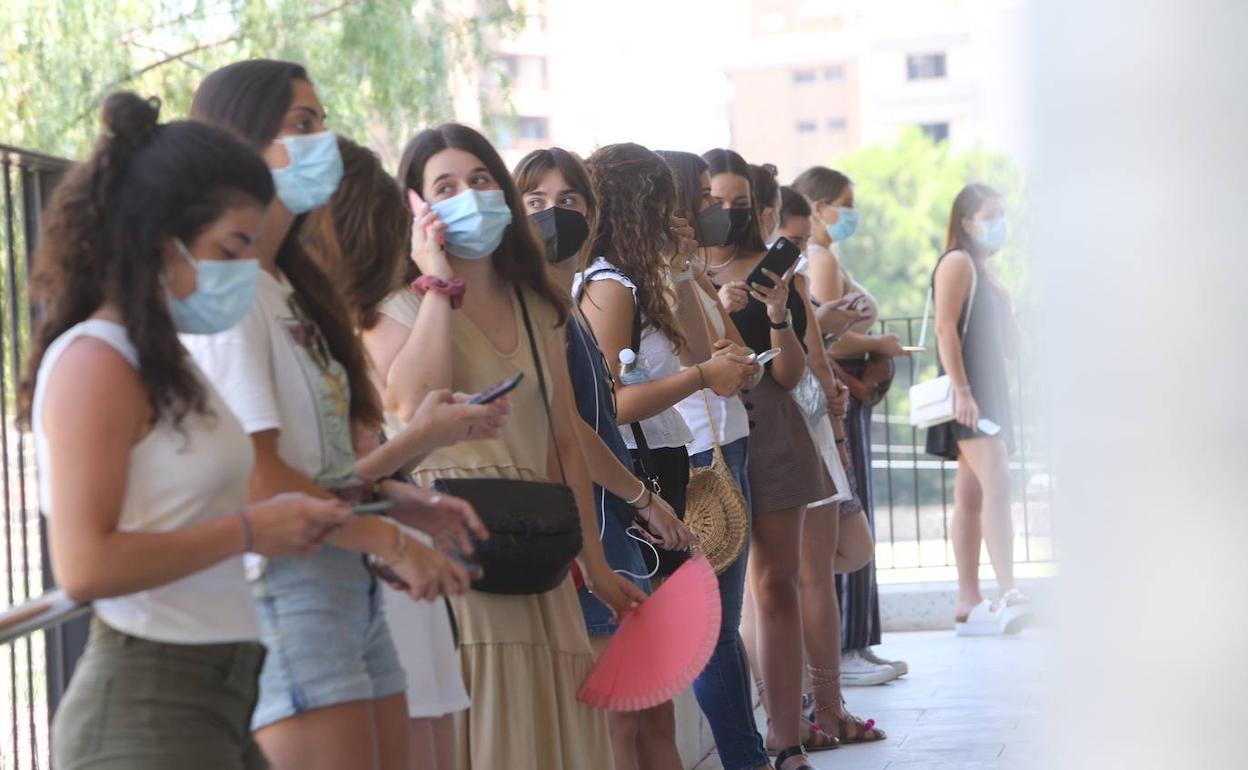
[{"left": 925, "top": 252, "right": 1015, "bottom": 460}]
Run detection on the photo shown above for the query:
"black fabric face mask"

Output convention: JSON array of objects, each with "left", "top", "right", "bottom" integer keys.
[
  {"left": 725, "top": 207, "right": 754, "bottom": 246},
  {"left": 697, "top": 205, "right": 732, "bottom": 247},
  {"left": 531, "top": 207, "right": 590, "bottom": 264}
]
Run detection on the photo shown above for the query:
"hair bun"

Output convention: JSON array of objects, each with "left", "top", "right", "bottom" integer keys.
[{"left": 102, "top": 92, "right": 161, "bottom": 148}]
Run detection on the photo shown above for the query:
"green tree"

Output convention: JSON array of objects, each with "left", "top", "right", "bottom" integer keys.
[
  {"left": 834, "top": 127, "right": 1028, "bottom": 320},
  {"left": 0, "top": 0, "right": 525, "bottom": 162}
]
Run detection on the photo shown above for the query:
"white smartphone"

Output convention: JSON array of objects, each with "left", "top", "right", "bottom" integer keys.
[
  {"left": 977, "top": 418, "right": 1002, "bottom": 436},
  {"left": 752, "top": 347, "right": 782, "bottom": 366}
]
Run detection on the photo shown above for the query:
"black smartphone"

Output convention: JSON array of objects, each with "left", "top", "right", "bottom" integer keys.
[
  {"left": 746, "top": 237, "right": 802, "bottom": 290},
  {"left": 351, "top": 500, "right": 395, "bottom": 515},
  {"left": 469, "top": 371, "right": 524, "bottom": 405}
]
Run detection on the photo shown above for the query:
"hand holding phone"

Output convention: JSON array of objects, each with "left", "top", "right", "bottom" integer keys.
[
  {"left": 977, "top": 418, "right": 1002, "bottom": 436},
  {"left": 751, "top": 347, "right": 782, "bottom": 366},
  {"left": 747, "top": 237, "right": 803, "bottom": 290},
  {"left": 469, "top": 372, "right": 524, "bottom": 405}
]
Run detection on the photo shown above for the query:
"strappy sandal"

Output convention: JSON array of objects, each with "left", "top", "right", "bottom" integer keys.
[
  {"left": 808, "top": 665, "right": 886, "bottom": 744},
  {"left": 773, "top": 745, "right": 814, "bottom": 770},
  {"left": 759, "top": 677, "right": 840, "bottom": 756},
  {"left": 994, "top": 588, "right": 1033, "bottom": 634}
]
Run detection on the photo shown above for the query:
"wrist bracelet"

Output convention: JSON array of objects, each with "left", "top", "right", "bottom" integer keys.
[
  {"left": 375, "top": 519, "right": 406, "bottom": 566},
  {"left": 236, "top": 512, "right": 254, "bottom": 554},
  {"left": 694, "top": 363, "right": 707, "bottom": 389},
  {"left": 625, "top": 483, "right": 648, "bottom": 506},
  {"left": 633, "top": 488, "right": 654, "bottom": 510},
  {"left": 411, "top": 275, "right": 467, "bottom": 309}
]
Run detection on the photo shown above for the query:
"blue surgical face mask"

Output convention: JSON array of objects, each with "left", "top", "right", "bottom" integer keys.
[
  {"left": 271, "top": 131, "right": 343, "bottom": 215},
  {"left": 167, "top": 239, "right": 260, "bottom": 334},
  {"left": 974, "top": 216, "right": 1009, "bottom": 252},
  {"left": 825, "top": 206, "right": 859, "bottom": 242},
  {"left": 431, "top": 189, "right": 512, "bottom": 260}
]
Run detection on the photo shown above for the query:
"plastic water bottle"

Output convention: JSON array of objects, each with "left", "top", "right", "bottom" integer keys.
[{"left": 619, "top": 349, "right": 650, "bottom": 385}]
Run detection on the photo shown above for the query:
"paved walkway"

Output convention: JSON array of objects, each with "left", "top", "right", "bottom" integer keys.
[{"left": 696, "top": 628, "right": 1049, "bottom": 770}]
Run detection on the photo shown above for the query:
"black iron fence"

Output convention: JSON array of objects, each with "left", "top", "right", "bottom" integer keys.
[
  {"left": 1, "top": 143, "right": 76, "bottom": 770},
  {"left": 867, "top": 315, "right": 1055, "bottom": 576},
  {"left": 0, "top": 139, "right": 1055, "bottom": 768}
]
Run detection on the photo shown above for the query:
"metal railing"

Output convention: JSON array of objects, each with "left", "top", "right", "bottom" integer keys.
[
  {"left": 0, "top": 139, "right": 1055, "bottom": 768},
  {"left": 2, "top": 143, "right": 76, "bottom": 770},
  {"left": 867, "top": 314, "right": 1055, "bottom": 576}
]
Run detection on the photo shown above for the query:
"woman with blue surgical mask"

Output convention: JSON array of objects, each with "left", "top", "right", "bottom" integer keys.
[
  {"left": 366, "top": 123, "right": 647, "bottom": 770},
  {"left": 21, "top": 91, "right": 350, "bottom": 770},
  {"left": 927, "top": 184, "right": 1028, "bottom": 635},
  {"left": 187, "top": 60, "right": 482, "bottom": 770},
  {"left": 792, "top": 166, "right": 909, "bottom": 689}
]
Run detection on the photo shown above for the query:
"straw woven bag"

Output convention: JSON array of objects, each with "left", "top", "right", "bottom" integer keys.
[{"left": 684, "top": 392, "right": 749, "bottom": 575}]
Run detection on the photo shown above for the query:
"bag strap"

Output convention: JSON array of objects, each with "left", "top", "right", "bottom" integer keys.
[
  {"left": 688, "top": 281, "right": 729, "bottom": 455},
  {"left": 625, "top": 293, "right": 662, "bottom": 491},
  {"left": 515, "top": 287, "right": 568, "bottom": 485},
  {"left": 916, "top": 252, "right": 978, "bottom": 349}
]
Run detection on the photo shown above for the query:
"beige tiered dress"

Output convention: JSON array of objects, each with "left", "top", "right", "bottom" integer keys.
[{"left": 378, "top": 286, "right": 614, "bottom": 770}]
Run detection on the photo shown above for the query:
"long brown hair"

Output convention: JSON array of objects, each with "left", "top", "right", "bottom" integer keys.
[
  {"left": 585, "top": 143, "right": 686, "bottom": 351},
  {"left": 397, "top": 123, "right": 569, "bottom": 327},
  {"left": 301, "top": 136, "right": 410, "bottom": 331},
  {"left": 19, "top": 92, "right": 275, "bottom": 428},
  {"left": 945, "top": 183, "right": 1001, "bottom": 255},
  {"left": 513, "top": 147, "right": 598, "bottom": 270},
  {"left": 654, "top": 150, "right": 709, "bottom": 242},
  {"left": 191, "top": 59, "right": 382, "bottom": 428}
]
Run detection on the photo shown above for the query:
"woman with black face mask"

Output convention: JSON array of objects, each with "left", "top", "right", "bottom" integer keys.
[{"left": 702, "top": 148, "right": 837, "bottom": 770}]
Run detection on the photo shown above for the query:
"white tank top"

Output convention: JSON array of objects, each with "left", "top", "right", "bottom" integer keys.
[
  {"left": 574, "top": 259, "right": 694, "bottom": 450},
  {"left": 674, "top": 287, "right": 750, "bottom": 455},
  {"left": 33, "top": 320, "right": 260, "bottom": 644}
]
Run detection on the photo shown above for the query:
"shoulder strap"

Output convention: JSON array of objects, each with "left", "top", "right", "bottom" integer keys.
[
  {"left": 514, "top": 287, "right": 568, "bottom": 485},
  {"left": 916, "top": 252, "right": 979, "bottom": 348},
  {"left": 624, "top": 290, "right": 661, "bottom": 490}
]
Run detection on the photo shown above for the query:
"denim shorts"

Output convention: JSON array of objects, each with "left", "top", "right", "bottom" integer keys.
[
  {"left": 251, "top": 546, "right": 407, "bottom": 730},
  {"left": 53, "top": 618, "right": 267, "bottom": 770}
]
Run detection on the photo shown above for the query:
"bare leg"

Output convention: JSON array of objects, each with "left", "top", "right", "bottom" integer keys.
[
  {"left": 957, "top": 437, "right": 1015, "bottom": 596},
  {"left": 832, "top": 510, "right": 875, "bottom": 575},
  {"left": 749, "top": 505, "right": 807, "bottom": 756},
  {"left": 407, "top": 718, "right": 436, "bottom": 770},
  {"left": 430, "top": 715, "right": 456, "bottom": 770},
  {"left": 256, "top": 699, "right": 382, "bottom": 770},
  {"left": 799, "top": 502, "right": 844, "bottom": 729},
  {"left": 373, "top": 694, "right": 410, "bottom": 770},
  {"left": 636, "top": 701, "right": 683, "bottom": 770},
  {"left": 740, "top": 584, "right": 763, "bottom": 687},
  {"left": 951, "top": 459, "right": 986, "bottom": 618},
  {"left": 592, "top": 634, "right": 641, "bottom": 770}
]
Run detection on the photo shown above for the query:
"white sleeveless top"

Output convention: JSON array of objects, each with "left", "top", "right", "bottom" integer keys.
[
  {"left": 574, "top": 258, "right": 694, "bottom": 450},
  {"left": 674, "top": 287, "right": 750, "bottom": 456},
  {"left": 33, "top": 320, "right": 259, "bottom": 644}
]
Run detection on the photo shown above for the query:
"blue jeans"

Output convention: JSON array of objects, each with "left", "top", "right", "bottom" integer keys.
[{"left": 689, "top": 436, "right": 768, "bottom": 769}]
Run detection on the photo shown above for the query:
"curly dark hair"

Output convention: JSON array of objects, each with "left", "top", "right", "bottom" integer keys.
[
  {"left": 192, "top": 59, "right": 382, "bottom": 427},
  {"left": 584, "top": 143, "right": 686, "bottom": 351},
  {"left": 654, "top": 150, "right": 709, "bottom": 242},
  {"left": 301, "top": 136, "right": 410, "bottom": 331},
  {"left": 18, "top": 92, "right": 275, "bottom": 428},
  {"left": 397, "top": 123, "right": 570, "bottom": 327}
]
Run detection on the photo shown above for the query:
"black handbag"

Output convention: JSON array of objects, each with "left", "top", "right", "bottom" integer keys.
[{"left": 432, "top": 288, "right": 583, "bottom": 595}]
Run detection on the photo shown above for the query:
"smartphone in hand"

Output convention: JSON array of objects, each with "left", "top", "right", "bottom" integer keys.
[
  {"left": 469, "top": 372, "right": 523, "bottom": 405},
  {"left": 747, "top": 237, "right": 802, "bottom": 290}
]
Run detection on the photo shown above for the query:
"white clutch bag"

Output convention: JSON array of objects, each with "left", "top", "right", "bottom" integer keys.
[{"left": 908, "top": 258, "right": 978, "bottom": 428}]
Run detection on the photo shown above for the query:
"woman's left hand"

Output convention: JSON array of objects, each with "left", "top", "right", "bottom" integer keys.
[
  {"left": 584, "top": 560, "right": 647, "bottom": 622},
  {"left": 383, "top": 482, "right": 488, "bottom": 557},
  {"left": 635, "top": 492, "right": 696, "bottom": 551}
]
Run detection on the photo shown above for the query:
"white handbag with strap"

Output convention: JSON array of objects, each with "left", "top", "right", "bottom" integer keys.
[{"left": 909, "top": 258, "right": 978, "bottom": 429}]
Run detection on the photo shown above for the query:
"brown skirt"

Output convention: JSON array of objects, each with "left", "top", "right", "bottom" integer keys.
[{"left": 741, "top": 373, "right": 835, "bottom": 513}]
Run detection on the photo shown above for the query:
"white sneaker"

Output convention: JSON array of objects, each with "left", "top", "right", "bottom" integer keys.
[
  {"left": 840, "top": 649, "right": 900, "bottom": 686},
  {"left": 862, "top": 647, "right": 908, "bottom": 677}
]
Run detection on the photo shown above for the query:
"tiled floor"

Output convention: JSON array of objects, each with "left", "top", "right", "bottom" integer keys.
[{"left": 696, "top": 628, "right": 1051, "bottom": 770}]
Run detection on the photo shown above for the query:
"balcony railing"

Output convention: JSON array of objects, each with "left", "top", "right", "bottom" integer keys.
[{"left": 0, "top": 141, "right": 1055, "bottom": 768}]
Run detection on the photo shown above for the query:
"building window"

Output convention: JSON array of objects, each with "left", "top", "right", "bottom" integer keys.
[
  {"left": 824, "top": 65, "right": 845, "bottom": 82},
  {"left": 517, "top": 116, "right": 550, "bottom": 141},
  {"left": 792, "top": 69, "right": 816, "bottom": 84},
  {"left": 796, "top": 120, "right": 818, "bottom": 134},
  {"left": 907, "top": 52, "right": 947, "bottom": 80},
  {"left": 920, "top": 122, "right": 950, "bottom": 143},
  {"left": 826, "top": 117, "right": 847, "bottom": 132}
]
